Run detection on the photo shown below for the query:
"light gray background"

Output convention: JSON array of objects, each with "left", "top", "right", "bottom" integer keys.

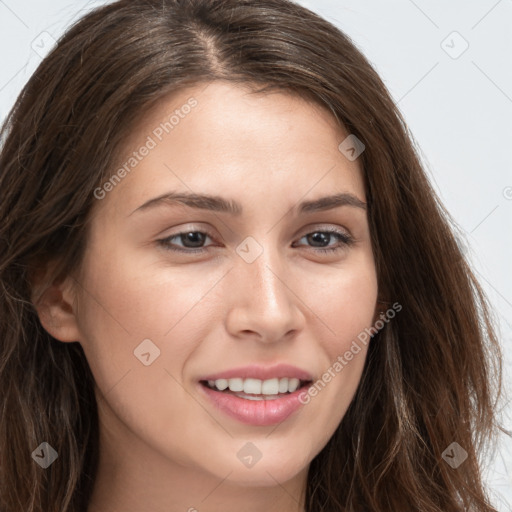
[{"left": 0, "top": 0, "right": 510, "bottom": 508}]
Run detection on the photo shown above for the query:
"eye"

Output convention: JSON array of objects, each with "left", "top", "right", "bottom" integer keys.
[
  {"left": 156, "top": 227, "right": 354, "bottom": 254},
  {"left": 157, "top": 230, "right": 215, "bottom": 253},
  {"left": 292, "top": 228, "right": 354, "bottom": 253}
]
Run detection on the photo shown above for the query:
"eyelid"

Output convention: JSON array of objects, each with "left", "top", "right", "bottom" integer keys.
[
  {"left": 157, "top": 223, "right": 217, "bottom": 240},
  {"left": 296, "top": 223, "right": 351, "bottom": 238}
]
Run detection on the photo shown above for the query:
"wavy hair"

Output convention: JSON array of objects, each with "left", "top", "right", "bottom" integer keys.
[{"left": 0, "top": 0, "right": 507, "bottom": 510}]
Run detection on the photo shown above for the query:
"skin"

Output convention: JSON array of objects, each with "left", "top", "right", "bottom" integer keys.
[{"left": 36, "top": 81, "right": 379, "bottom": 512}]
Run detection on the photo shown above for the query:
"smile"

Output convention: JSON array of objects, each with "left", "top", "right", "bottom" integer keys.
[{"left": 198, "top": 364, "right": 314, "bottom": 425}]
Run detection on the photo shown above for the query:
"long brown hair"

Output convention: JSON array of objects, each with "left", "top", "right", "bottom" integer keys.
[{"left": 0, "top": 1, "right": 507, "bottom": 510}]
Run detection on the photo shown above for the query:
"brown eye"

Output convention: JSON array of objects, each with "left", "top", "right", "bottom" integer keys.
[
  {"left": 293, "top": 229, "right": 354, "bottom": 253},
  {"left": 158, "top": 231, "right": 214, "bottom": 252}
]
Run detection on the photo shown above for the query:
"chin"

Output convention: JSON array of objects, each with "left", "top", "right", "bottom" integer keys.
[
  {"left": 223, "top": 463, "right": 306, "bottom": 487},
  {"left": 204, "top": 447, "right": 310, "bottom": 487}
]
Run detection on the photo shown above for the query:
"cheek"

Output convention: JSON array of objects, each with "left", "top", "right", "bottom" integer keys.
[
  {"left": 77, "top": 235, "right": 223, "bottom": 338},
  {"left": 308, "top": 256, "right": 378, "bottom": 351},
  {"left": 72, "top": 249, "right": 218, "bottom": 455},
  {"left": 296, "top": 257, "right": 377, "bottom": 427},
  {"left": 73, "top": 242, "right": 231, "bottom": 393}
]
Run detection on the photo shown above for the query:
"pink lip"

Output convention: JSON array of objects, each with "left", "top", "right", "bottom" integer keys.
[
  {"left": 198, "top": 383, "right": 310, "bottom": 426},
  {"left": 200, "top": 363, "right": 313, "bottom": 382}
]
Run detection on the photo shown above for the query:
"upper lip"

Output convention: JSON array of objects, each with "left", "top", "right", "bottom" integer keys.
[{"left": 200, "top": 363, "right": 314, "bottom": 382}]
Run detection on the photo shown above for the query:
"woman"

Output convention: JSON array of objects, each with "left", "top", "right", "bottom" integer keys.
[{"left": 0, "top": 1, "right": 507, "bottom": 511}]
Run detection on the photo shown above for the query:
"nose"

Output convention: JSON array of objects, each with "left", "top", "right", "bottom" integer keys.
[{"left": 224, "top": 246, "right": 306, "bottom": 344}]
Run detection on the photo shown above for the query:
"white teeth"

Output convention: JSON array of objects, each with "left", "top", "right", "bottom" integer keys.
[
  {"left": 214, "top": 379, "right": 228, "bottom": 390},
  {"left": 208, "top": 376, "right": 307, "bottom": 395},
  {"left": 243, "top": 378, "right": 262, "bottom": 394},
  {"left": 261, "top": 378, "right": 279, "bottom": 395},
  {"left": 227, "top": 378, "right": 244, "bottom": 392},
  {"left": 288, "top": 378, "right": 300, "bottom": 392}
]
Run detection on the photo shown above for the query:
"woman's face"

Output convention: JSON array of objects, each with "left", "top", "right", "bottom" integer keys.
[{"left": 69, "top": 81, "right": 378, "bottom": 491}]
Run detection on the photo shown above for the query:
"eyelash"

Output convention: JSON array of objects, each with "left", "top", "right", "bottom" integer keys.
[{"left": 156, "top": 227, "right": 354, "bottom": 255}]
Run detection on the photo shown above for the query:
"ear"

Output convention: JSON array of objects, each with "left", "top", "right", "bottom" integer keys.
[
  {"left": 372, "top": 299, "right": 389, "bottom": 325},
  {"left": 30, "top": 266, "right": 82, "bottom": 343}
]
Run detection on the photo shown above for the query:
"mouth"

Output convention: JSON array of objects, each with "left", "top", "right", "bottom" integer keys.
[
  {"left": 199, "top": 377, "right": 313, "bottom": 401},
  {"left": 198, "top": 373, "right": 314, "bottom": 426}
]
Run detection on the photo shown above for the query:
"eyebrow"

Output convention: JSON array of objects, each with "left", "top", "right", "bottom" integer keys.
[{"left": 129, "top": 191, "right": 367, "bottom": 216}]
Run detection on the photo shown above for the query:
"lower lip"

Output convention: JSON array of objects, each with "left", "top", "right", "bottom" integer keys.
[{"left": 199, "top": 383, "right": 309, "bottom": 426}]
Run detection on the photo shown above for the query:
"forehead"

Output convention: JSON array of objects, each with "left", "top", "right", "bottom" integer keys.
[{"left": 98, "top": 81, "right": 365, "bottom": 215}]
